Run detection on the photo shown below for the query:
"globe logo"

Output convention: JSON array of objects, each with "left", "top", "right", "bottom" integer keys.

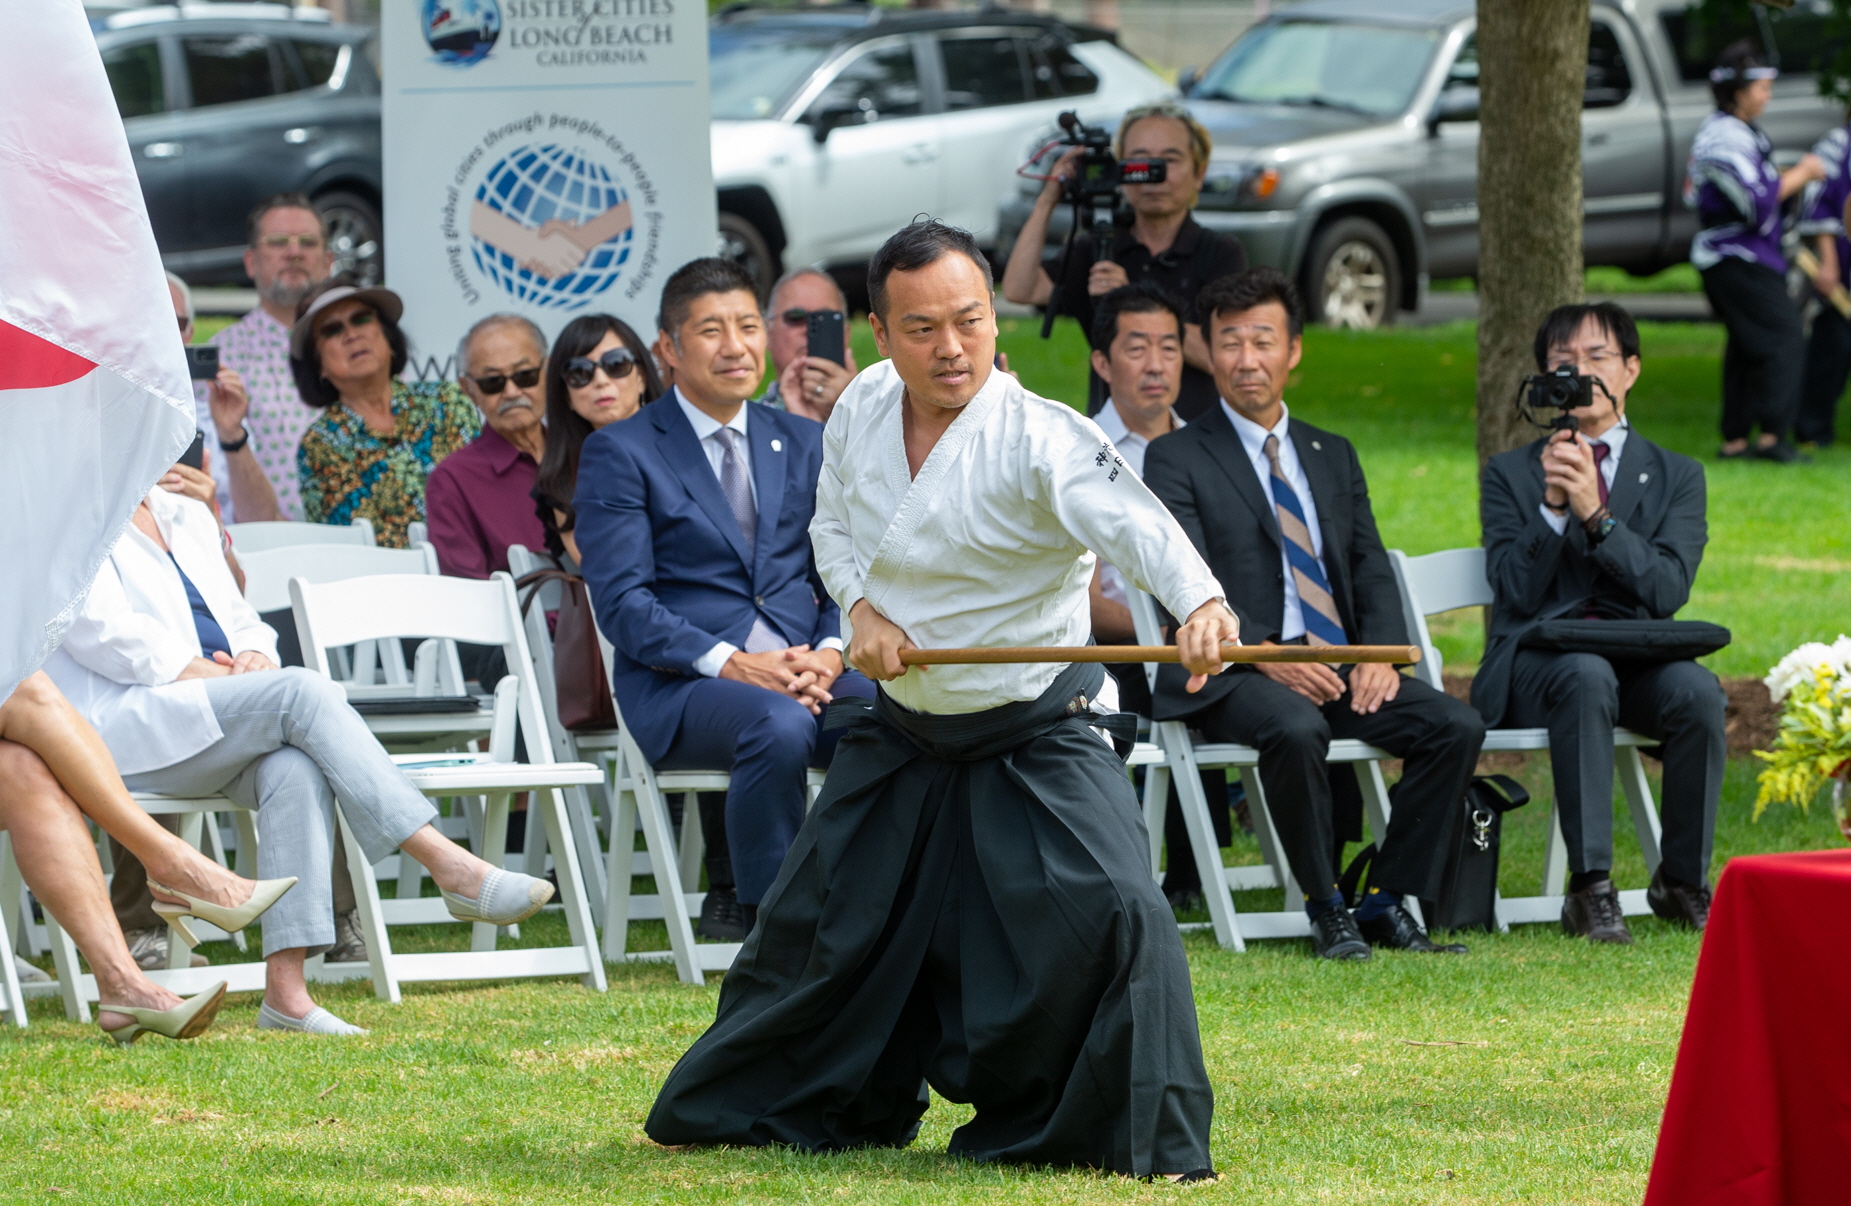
[
  {"left": 469, "top": 144, "right": 635, "bottom": 310},
  {"left": 422, "top": 0, "right": 501, "bottom": 67}
]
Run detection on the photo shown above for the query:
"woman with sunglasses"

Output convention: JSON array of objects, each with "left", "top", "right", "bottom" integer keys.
[
  {"left": 289, "top": 277, "right": 482, "bottom": 546},
  {"left": 531, "top": 314, "right": 665, "bottom": 565}
]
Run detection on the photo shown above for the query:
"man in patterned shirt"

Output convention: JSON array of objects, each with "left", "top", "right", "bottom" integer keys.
[{"left": 206, "top": 194, "right": 335, "bottom": 520}]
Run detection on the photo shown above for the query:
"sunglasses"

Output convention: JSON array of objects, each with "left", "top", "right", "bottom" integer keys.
[
  {"left": 259, "top": 233, "right": 325, "bottom": 252},
  {"left": 779, "top": 308, "right": 825, "bottom": 326},
  {"left": 467, "top": 366, "right": 542, "bottom": 395},
  {"left": 315, "top": 308, "right": 377, "bottom": 342},
  {"left": 564, "top": 348, "right": 637, "bottom": 389}
]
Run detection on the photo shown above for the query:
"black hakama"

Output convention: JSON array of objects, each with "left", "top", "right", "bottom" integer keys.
[{"left": 644, "top": 662, "right": 1215, "bottom": 1177}]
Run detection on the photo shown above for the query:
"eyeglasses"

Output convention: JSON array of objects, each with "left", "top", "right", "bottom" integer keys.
[
  {"left": 258, "top": 234, "right": 325, "bottom": 251},
  {"left": 779, "top": 308, "right": 818, "bottom": 327},
  {"left": 315, "top": 308, "right": 377, "bottom": 342},
  {"left": 466, "top": 366, "right": 542, "bottom": 395},
  {"left": 564, "top": 348, "right": 637, "bottom": 388}
]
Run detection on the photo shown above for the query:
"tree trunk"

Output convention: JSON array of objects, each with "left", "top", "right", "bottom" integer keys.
[{"left": 1475, "top": 0, "right": 1588, "bottom": 464}]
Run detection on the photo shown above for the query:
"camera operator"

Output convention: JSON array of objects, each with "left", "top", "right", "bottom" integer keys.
[
  {"left": 1001, "top": 102, "right": 1244, "bottom": 419},
  {"left": 1475, "top": 302, "right": 1723, "bottom": 943}
]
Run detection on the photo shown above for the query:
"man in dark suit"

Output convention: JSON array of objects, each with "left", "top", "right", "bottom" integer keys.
[
  {"left": 1477, "top": 302, "right": 1722, "bottom": 942},
  {"left": 1144, "top": 268, "right": 1484, "bottom": 960},
  {"left": 574, "top": 258, "right": 873, "bottom": 940}
]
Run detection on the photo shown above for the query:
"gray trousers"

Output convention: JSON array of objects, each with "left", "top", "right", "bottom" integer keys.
[
  {"left": 122, "top": 668, "right": 437, "bottom": 956},
  {"left": 1505, "top": 651, "right": 1725, "bottom": 885}
]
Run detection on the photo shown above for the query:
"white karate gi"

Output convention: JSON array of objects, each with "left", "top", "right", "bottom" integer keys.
[{"left": 812, "top": 359, "right": 1225, "bottom": 716}]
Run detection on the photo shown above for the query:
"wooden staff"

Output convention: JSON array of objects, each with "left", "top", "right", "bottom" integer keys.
[
  {"left": 898, "top": 644, "right": 1420, "bottom": 666},
  {"left": 1794, "top": 246, "right": 1851, "bottom": 319}
]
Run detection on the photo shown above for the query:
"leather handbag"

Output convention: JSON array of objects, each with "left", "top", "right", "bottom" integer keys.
[
  {"left": 1519, "top": 618, "right": 1731, "bottom": 663},
  {"left": 517, "top": 569, "right": 617, "bottom": 732},
  {"left": 1339, "top": 774, "right": 1530, "bottom": 934}
]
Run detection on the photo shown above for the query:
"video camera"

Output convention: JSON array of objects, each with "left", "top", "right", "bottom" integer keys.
[
  {"left": 1035, "top": 110, "right": 1167, "bottom": 339},
  {"left": 1515, "top": 365, "right": 1610, "bottom": 432}
]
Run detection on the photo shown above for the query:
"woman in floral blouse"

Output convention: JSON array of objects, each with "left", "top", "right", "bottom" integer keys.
[{"left": 289, "top": 279, "right": 480, "bottom": 547}]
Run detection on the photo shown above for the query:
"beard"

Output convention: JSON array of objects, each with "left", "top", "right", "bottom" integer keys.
[{"left": 262, "top": 273, "right": 317, "bottom": 311}]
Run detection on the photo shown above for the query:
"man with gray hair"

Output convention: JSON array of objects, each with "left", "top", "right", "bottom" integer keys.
[
  {"left": 425, "top": 313, "right": 550, "bottom": 579},
  {"left": 760, "top": 267, "right": 857, "bottom": 421},
  {"left": 204, "top": 193, "right": 336, "bottom": 520}
]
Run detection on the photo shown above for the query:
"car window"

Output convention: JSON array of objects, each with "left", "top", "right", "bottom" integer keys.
[
  {"left": 292, "top": 40, "right": 343, "bottom": 88},
  {"left": 184, "top": 34, "right": 286, "bottom": 108},
  {"left": 1029, "top": 38, "right": 1098, "bottom": 99},
  {"left": 1194, "top": 20, "right": 1440, "bottom": 118},
  {"left": 103, "top": 40, "right": 166, "bottom": 119},
  {"left": 940, "top": 35, "right": 1029, "bottom": 110},
  {"left": 1445, "top": 33, "right": 1478, "bottom": 92},
  {"left": 708, "top": 26, "right": 837, "bottom": 120},
  {"left": 810, "top": 41, "right": 924, "bottom": 122},
  {"left": 1763, "top": 0, "right": 1841, "bottom": 76},
  {"left": 1660, "top": 0, "right": 1838, "bottom": 82},
  {"left": 1585, "top": 21, "right": 1631, "bottom": 108}
]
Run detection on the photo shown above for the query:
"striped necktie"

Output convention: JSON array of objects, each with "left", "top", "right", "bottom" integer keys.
[{"left": 1262, "top": 433, "right": 1348, "bottom": 647}]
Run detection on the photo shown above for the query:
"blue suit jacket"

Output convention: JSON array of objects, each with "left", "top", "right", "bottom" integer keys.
[{"left": 574, "top": 395, "right": 838, "bottom": 763}]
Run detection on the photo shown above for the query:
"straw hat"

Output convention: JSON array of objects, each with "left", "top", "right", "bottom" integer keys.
[{"left": 289, "top": 283, "right": 404, "bottom": 358}]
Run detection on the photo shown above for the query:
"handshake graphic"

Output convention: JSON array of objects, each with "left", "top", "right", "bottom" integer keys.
[{"left": 470, "top": 199, "right": 634, "bottom": 280}]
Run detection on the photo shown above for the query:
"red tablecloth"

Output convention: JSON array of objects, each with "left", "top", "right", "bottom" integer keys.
[{"left": 1644, "top": 850, "right": 1851, "bottom": 1205}]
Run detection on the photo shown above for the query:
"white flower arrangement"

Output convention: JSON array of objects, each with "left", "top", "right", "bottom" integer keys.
[
  {"left": 1764, "top": 635, "right": 1851, "bottom": 703},
  {"left": 1756, "top": 635, "right": 1851, "bottom": 837}
]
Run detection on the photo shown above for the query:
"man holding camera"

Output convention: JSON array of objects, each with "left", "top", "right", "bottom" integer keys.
[
  {"left": 1477, "top": 303, "right": 1723, "bottom": 943},
  {"left": 1001, "top": 103, "right": 1244, "bottom": 420}
]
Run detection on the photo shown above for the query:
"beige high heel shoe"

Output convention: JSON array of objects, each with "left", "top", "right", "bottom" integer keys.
[
  {"left": 147, "top": 876, "right": 297, "bottom": 949},
  {"left": 99, "top": 982, "right": 227, "bottom": 1046}
]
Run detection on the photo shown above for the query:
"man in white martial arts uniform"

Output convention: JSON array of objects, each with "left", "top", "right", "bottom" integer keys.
[{"left": 647, "top": 221, "right": 1238, "bottom": 1180}]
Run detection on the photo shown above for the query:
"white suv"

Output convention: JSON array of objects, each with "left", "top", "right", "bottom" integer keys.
[{"left": 709, "top": 6, "right": 1174, "bottom": 293}]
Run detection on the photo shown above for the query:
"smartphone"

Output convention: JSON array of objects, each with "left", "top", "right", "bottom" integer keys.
[
  {"left": 179, "top": 430, "right": 206, "bottom": 470},
  {"left": 185, "top": 345, "right": 220, "bottom": 380},
  {"left": 805, "top": 309, "right": 846, "bottom": 366}
]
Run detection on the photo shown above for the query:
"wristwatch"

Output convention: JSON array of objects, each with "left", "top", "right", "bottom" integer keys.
[
  {"left": 1585, "top": 512, "right": 1617, "bottom": 546},
  {"left": 218, "top": 427, "right": 251, "bottom": 454}
]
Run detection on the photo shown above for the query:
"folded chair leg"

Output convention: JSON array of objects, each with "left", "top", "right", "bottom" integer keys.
[
  {"left": 537, "top": 787, "right": 606, "bottom": 991},
  {"left": 564, "top": 784, "right": 608, "bottom": 922},
  {"left": 474, "top": 793, "right": 511, "bottom": 953},
  {"left": 602, "top": 772, "right": 639, "bottom": 962},
  {"left": 1540, "top": 804, "right": 1569, "bottom": 898},
  {"left": 1159, "top": 721, "right": 1244, "bottom": 952},
  {"left": 43, "top": 908, "right": 88, "bottom": 1023},
  {"left": 0, "top": 839, "right": 24, "bottom": 1027},
  {"left": 676, "top": 793, "right": 703, "bottom": 898},
  {"left": 1618, "top": 747, "right": 1664, "bottom": 877},
  {"left": 636, "top": 772, "right": 702, "bottom": 984},
  {"left": 1243, "top": 768, "right": 1300, "bottom": 906},
  {"left": 1142, "top": 762, "right": 1170, "bottom": 882},
  {"left": 522, "top": 796, "right": 547, "bottom": 879},
  {"left": 336, "top": 801, "right": 399, "bottom": 1004}
]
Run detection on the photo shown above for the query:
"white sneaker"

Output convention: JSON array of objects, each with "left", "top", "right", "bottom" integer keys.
[
  {"left": 123, "top": 926, "right": 208, "bottom": 970},
  {"left": 442, "top": 867, "right": 552, "bottom": 926},
  {"left": 323, "top": 910, "right": 369, "bottom": 964},
  {"left": 257, "top": 1002, "right": 367, "bottom": 1036}
]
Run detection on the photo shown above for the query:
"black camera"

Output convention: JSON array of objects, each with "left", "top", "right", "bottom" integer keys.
[
  {"left": 1035, "top": 111, "right": 1167, "bottom": 339},
  {"left": 1517, "top": 365, "right": 1598, "bottom": 431}
]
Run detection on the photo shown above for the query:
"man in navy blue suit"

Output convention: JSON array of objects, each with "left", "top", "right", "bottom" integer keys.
[{"left": 574, "top": 258, "right": 873, "bottom": 940}]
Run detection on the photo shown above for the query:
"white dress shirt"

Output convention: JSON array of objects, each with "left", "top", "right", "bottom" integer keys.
[
  {"left": 813, "top": 360, "right": 1225, "bottom": 715},
  {"left": 673, "top": 387, "right": 842, "bottom": 676},
  {"left": 1539, "top": 424, "right": 1629, "bottom": 534},
  {"left": 1093, "top": 397, "right": 1183, "bottom": 609},
  {"left": 44, "top": 488, "right": 280, "bottom": 775},
  {"left": 1224, "top": 400, "right": 1323, "bottom": 642}
]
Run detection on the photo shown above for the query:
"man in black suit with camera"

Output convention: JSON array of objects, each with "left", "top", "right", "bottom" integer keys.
[
  {"left": 1144, "top": 268, "right": 1484, "bottom": 960},
  {"left": 1476, "top": 302, "right": 1723, "bottom": 943}
]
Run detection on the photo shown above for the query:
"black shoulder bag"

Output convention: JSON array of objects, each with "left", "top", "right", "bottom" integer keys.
[{"left": 1338, "top": 774, "right": 1530, "bottom": 934}]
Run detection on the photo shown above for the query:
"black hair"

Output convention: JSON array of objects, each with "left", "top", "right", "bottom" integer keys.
[
  {"left": 1532, "top": 301, "right": 1641, "bottom": 369},
  {"left": 1711, "top": 38, "right": 1770, "bottom": 111},
  {"left": 1197, "top": 267, "right": 1304, "bottom": 337},
  {"left": 532, "top": 314, "right": 664, "bottom": 540},
  {"left": 288, "top": 275, "right": 408, "bottom": 408},
  {"left": 1090, "top": 282, "right": 1184, "bottom": 354},
  {"left": 656, "top": 257, "right": 760, "bottom": 337},
  {"left": 867, "top": 219, "right": 992, "bottom": 319},
  {"left": 246, "top": 191, "right": 325, "bottom": 247}
]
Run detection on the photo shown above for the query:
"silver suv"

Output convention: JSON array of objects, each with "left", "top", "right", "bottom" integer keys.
[{"left": 1002, "top": 0, "right": 1843, "bottom": 328}]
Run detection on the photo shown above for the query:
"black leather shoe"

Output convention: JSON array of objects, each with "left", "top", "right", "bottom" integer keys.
[
  {"left": 1309, "top": 908, "right": 1371, "bottom": 960},
  {"left": 1647, "top": 868, "right": 1712, "bottom": 931},
  {"left": 697, "top": 887, "right": 750, "bottom": 941},
  {"left": 1165, "top": 887, "right": 1205, "bottom": 914},
  {"left": 1562, "top": 878, "right": 1633, "bottom": 944},
  {"left": 1356, "top": 903, "right": 1468, "bottom": 953}
]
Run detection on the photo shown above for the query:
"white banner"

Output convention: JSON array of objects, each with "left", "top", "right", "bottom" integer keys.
[{"left": 382, "top": 0, "right": 715, "bottom": 375}]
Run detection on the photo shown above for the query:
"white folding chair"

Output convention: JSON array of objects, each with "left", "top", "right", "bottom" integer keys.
[
  {"left": 226, "top": 517, "right": 375, "bottom": 552},
  {"left": 1388, "top": 547, "right": 1664, "bottom": 927},
  {"left": 291, "top": 571, "right": 608, "bottom": 1000},
  {"left": 407, "top": 521, "right": 428, "bottom": 548},
  {"left": 0, "top": 838, "right": 30, "bottom": 1027},
  {"left": 1128, "top": 588, "right": 1403, "bottom": 951}
]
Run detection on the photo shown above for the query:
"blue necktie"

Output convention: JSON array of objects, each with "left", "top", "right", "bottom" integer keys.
[{"left": 1263, "top": 434, "right": 1348, "bottom": 646}]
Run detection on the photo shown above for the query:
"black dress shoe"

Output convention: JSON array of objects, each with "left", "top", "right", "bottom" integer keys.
[
  {"left": 1309, "top": 908, "right": 1371, "bottom": 960},
  {"left": 1356, "top": 903, "right": 1468, "bottom": 953},
  {"left": 1165, "top": 886, "right": 1205, "bottom": 914},
  {"left": 1647, "top": 867, "right": 1712, "bottom": 931},
  {"left": 1562, "top": 878, "right": 1633, "bottom": 944},
  {"left": 697, "top": 887, "right": 750, "bottom": 941}
]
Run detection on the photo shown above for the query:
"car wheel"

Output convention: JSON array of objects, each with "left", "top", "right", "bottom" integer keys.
[
  {"left": 717, "top": 210, "right": 775, "bottom": 301},
  {"left": 316, "top": 190, "right": 383, "bottom": 287},
  {"left": 1305, "top": 217, "right": 1399, "bottom": 330}
]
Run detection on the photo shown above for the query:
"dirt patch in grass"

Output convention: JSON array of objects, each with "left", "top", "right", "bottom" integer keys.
[{"left": 1440, "top": 672, "right": 1777, "bottom": 759}]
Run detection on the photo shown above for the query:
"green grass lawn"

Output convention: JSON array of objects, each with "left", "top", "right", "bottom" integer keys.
[{"left": 40, "top": 313, "right": 1838, "bottom": 1203}]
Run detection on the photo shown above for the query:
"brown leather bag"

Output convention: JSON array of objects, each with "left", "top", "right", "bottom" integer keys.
[{"left": 517, "top": 569, "right": 617, "bottom": 732}]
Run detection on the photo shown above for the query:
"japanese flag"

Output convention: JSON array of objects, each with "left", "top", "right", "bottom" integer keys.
[{"left": 0, "top": 0, "right": 196, "bottom": 702}]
